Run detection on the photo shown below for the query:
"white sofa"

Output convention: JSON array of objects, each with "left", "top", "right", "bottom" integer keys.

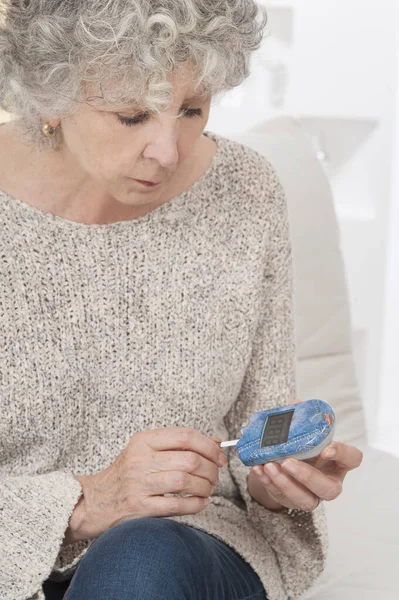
[{"left": 230, "top": 118, "right": 399, "bottom": 600}]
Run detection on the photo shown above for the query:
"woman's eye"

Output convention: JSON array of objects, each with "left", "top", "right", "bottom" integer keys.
[{"left": 116, "top": 108, "right": 203, "bottom": 127}]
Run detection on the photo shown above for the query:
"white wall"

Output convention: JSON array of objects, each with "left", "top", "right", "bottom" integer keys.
[
  {"left": 376, "top": 5, "right": 399, "bottom": 457},
  {"left": 208, "top": 0, "right": 398, "bottom": 450}
]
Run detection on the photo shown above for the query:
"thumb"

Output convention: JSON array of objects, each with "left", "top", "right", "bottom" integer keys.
[{"left": 209, "top": 435, "right": 223, "bottom": 444}]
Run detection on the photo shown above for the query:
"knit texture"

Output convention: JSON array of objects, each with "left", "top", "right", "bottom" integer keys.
[{"left": 0, "top": 130, "right": 328, "bottom": 600}]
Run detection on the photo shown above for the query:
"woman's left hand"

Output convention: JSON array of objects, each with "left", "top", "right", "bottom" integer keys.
[{"left": 247, "top": 402, "right": 364, "bottom": 512}]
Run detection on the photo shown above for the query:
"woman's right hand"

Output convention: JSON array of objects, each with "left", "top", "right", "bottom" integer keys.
[{"left": 64, "top": 427, "right": 228, "bottom": 544}]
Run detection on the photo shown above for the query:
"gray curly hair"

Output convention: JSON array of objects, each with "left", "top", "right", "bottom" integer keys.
[{"left": 0, "top": 0, "right": 268, "bottom": 150}]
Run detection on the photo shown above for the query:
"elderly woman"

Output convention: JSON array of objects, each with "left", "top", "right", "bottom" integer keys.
[{"left": 0, "top": 1, "right": 363, "bottom": 600}]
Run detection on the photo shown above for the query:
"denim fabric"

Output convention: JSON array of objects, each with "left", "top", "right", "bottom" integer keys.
[
  {"left": 236, "top": 399, "right": 335, "bottom": 466},
  {"left": 44, "top": 518, "right": 269, "bottom": 600}
]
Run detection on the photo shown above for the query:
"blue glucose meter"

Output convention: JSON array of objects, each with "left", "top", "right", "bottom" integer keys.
[{"left": 219, "top": 399, "right": 335, "bottom": 467}]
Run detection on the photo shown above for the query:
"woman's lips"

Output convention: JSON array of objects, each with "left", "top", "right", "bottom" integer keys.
[{"left": 133, "top": 179, "right": 160, "bottom": 187}]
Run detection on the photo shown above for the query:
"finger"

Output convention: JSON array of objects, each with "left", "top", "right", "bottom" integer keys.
[
  {"left": 145, "top": 470, "right": 213, "bottom": 497},
  {"left": 143, "top": 427, "right": 226, "bottom": 468},
  {"left": 149, "top": 450, "right": 219, "bottom": 485},
  {"left": 147, "top": 495, "right": 211, "bottom": 517},
  {"left": 279, "top": 458, "right": 342, "bottom": 502},
  {"left": 320, "top": 441, "right": 363, "bottom": 471},
  {"left": 209, "top": 435, "right": 223, "bottom": 444},
  {"left": 253, "top": 463, "right": 320, "bottom": 511}
]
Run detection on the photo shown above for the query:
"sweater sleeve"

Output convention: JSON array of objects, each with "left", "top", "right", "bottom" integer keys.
[
  {"left": 0, "top": 469, "right": 84, "bottom": 600},
  {"left": 223, "top": 162, "right": 329, "bottom": 599}
]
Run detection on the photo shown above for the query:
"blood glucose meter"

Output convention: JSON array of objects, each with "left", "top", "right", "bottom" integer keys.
[{"left": 219, "top": 399, "right": 335, "bottom": 467}]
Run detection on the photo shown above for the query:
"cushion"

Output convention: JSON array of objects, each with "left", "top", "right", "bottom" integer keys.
[{"left": 229, "top": 117, "right": 367, "bottom": 446}]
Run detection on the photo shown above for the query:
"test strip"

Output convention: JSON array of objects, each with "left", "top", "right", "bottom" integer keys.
[{"left": 218, "top": 440, "right": 239, "bottom": 448}]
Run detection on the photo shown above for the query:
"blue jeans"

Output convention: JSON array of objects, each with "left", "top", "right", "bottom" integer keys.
[{"left": 43, "top": 517, "right": 268, "bottom": 600}]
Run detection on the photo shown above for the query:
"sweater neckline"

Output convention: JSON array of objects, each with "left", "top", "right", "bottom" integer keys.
[{"left": 0, "top": 130, "right": 225, "bottom": 232}]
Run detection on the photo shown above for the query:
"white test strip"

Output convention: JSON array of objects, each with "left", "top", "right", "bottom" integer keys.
[{"left": 218, "top": 440, "right": 239, "bottom": 448}]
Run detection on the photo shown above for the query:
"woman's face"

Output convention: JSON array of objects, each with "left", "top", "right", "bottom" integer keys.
[{"left": 55, "top": 66, "right": 212, "bottom": 208}]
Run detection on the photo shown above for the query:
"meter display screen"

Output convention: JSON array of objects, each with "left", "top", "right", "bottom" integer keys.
[{"left": 260, "top": 410, "right": 295, "bottom": 447}]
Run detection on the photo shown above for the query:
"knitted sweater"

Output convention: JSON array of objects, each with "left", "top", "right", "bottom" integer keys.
[{"left": 0, "top": 130, "right": 328, "bottom": 600}]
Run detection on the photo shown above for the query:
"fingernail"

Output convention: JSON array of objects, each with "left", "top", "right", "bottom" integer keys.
[
  {"left": 261, "top": 474, "right": 272, "bottom": 485},
  {"left": 281, "top": 459, "right": 298, "bottom": 473},
  {"left": 324, "top": 448, "right": 336, "bottom": 459},
  {"left": 266, "top": 463, "right": 279, "bottom": 476},
  {"left": 253, "top": 466, "right": 263, "bottom": 476},
  {"left": 219, "top": 453, "right": 228, "bottom": 467}
]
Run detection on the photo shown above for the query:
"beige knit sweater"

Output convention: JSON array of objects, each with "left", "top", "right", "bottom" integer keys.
[{"left": 0, "top": 131, "right": 328, "bottom": 600}]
